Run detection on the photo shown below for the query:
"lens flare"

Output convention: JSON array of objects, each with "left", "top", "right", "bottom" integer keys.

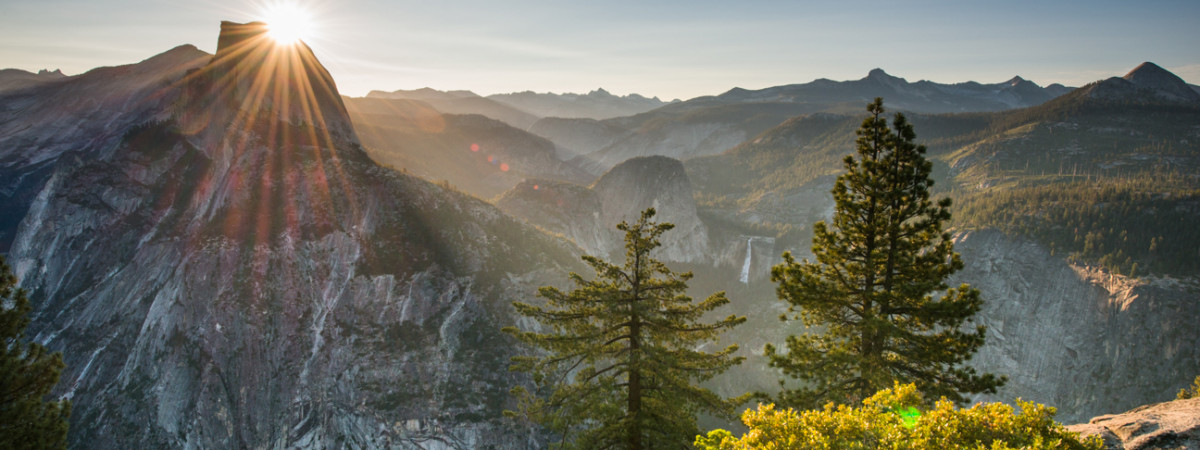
[{"left": 262, "top": 2, "right": 314, "bottom": 45}]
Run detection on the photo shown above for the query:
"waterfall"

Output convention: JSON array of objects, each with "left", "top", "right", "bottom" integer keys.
[{"left": 739, "top": 237, "right": 753, "bottom": 284}]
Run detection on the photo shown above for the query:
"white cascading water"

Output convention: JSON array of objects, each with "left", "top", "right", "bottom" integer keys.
[{"left": 739, "top": 237, "right": 753, "bottom": 284}]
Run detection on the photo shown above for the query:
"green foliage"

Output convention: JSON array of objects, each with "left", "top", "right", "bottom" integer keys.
[
  {"left": 695, "top": 383, "right": 1104, "bottom": 450},
  {"left": 768, "top": 99, "right": 1003, "bottom": 409},
  {"left": 504, "top": 208, "right": 747, "bottom": 449},
  {"left": 1, "top": 256, "right": 71, "bottom": 449},
  {"left": 1178, "top": 375, "right": 1200, "bottom": 400},
  {"left": 954, "top": 177, "right": 1200, "bottom": 277},
  {"left": 686, "top": 114, "right": 858, "bottom": 209}
]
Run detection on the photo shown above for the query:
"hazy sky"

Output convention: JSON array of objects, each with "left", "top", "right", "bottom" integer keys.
[{"left": 2, "top": 0, "right": 1198, "bottom": 101}]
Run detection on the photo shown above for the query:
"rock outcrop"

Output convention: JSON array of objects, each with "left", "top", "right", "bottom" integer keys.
[
  {"left": 6, "top": 22, "right": 579, "bottom": 449},
  {"left": 952, "top": 230, "right": 1200, "bottom": 424},
  {"left": 495, "top": 179, "right": 610, "bottom": 256},
  {"left": 1068, "top": 398, "right": 1200, "bottom": 450},
  {"left": 208, "top": 21, "right": 354, "bottom": 139},
  {"left": 496, "top": 156, "right": 710, "bottom": 263}
]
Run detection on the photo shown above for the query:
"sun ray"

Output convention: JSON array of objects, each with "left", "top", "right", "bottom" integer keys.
[
  {"left": 151, "top": 18, "right": 363, "bottom": 251},
  {"left": 261, "top": 2, "right": 315, "bottom": 45}
]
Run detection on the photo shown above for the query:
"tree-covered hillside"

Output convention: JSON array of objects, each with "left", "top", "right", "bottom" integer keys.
[{"left": 685, "top": 76, "right": 1200, "bottom": 277}]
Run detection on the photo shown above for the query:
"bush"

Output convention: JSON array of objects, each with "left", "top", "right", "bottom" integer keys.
[
  {"left": 696, "top": 383, "right": 1103, "bottom": 450},
  {"left": 1178, "top": 375, "right": 1200, "bottom": 400}
]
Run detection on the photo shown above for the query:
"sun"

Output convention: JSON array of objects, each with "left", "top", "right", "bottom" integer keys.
[{"left": 262, "top": 2, "right": 314, "bottom": 45}]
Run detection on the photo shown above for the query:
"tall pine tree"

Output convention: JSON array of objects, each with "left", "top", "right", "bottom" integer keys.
[
  {"left": 505, "top": 208, "right": 746, "bottom": 449},
  {"left": 767, "top": 98, "right": 1003, "bottom": 409},
  {"left": 1, "top": 256, "right": 70, "bottom": 449}
]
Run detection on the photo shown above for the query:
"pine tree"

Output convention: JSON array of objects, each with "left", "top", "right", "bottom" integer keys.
[
  {"left": 505, "top": 208, "right": 746, "bottom": 449},
  {"left": 1, "top": 256, "right": 71, "bottom": 449},
  {"left": 767, "top": 98, "right": 1004, "bottom": 409}
]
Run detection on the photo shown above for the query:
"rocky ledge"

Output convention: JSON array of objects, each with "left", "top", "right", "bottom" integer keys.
[{"left": 1068, "top": 398, "right": 1200, "bottom": 449}]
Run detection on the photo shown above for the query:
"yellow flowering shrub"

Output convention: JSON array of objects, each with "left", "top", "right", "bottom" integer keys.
[{"left": 696, "top": 383, "right": 1102, "bottom": 450}]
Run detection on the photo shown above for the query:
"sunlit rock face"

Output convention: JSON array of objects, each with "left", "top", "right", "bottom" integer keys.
[
  {"left": 592, "top": 156, "right": 709, "bottom": 262},
  {"left": 206, "top": 21, "right": 354, "bottom": 140},
  {"left": 952, "top": 230, "right": 1200, "bottom": 423},
  {"left": 6, "top": 21, "right": 577, "bottom": 449},
  {"left": 496, "top": 155, "right": 709, "bottom": 263},
  {"left": 1067, "top": 397, "right": 1200, "bottom": 449}
]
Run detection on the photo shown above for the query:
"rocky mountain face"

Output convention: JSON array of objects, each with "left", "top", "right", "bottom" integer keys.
[
  {"left": 952, "top": 230, "right": 1200, "bottom": 424},
  {"left": 0, "top": 44, "right": 212, "bottom": 253},
  {"left": 494, "top": 179, "right": 611, "bottom": 256},
  {"left": 5, "top": 24, "right": 1196, "bottom": 447},
  {"left": 487, "top": 88, "right": 673, "bottom": 120},
  {"left": 693, "top": 211, "right": 1199, "bottom": 426},
  {"left": 5, "top": 22, "right": 581, "bottom": 449},
  {"left": 345, "top": 96, "right": 593, "bottom": 200},
  {"left": 1067, "top": 397, "right": 1200, "bottom": 450},
  {"left": 590, "top": 156, "right": 709, "bottom": 262},
  {"left": 495, "top": 156, "right": 710, "bottom": 264}
]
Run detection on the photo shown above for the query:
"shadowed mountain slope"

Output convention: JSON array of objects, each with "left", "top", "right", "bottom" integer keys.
[
  {"left": 345, "top": 96, "right": 594, "bottom": 199},
  {"left": 4, "top": 21, "right": 579, "bottom": 448}
]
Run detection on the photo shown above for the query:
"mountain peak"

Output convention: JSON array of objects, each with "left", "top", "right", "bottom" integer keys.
[
  {"left": 215, "top": 21, "right": 269, "bottom": 58},
  {"left": 1123, "top": 62, "right": 1171, "bottom": 81},
  {"left": 1006, "top": 76, "right": 1027, "bottom": 86},
  {"left": 200, "top": 20, "right": 353, "bottom": 140},
  {"left": 863, "top": 68, "right": 910, "bottom": 91},
  {"left": 1120, "top": 61, "right": 1200, "bottom": 103}
]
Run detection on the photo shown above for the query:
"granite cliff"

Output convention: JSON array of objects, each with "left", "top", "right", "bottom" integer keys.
[
  {"left": 496, "top": 156, "right": 710, "bottom": 263},
  {"left": 953, "top": 230, "right": 1200, "bottom": 424},
  {"left": 1068, "top": 398, "right": 1200, "bottom": 450},
  {"left": 5, "top": 22, "right": 578, "bottom": 448}
]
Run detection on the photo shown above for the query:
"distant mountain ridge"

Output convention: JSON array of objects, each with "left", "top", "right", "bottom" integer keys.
[
  {"left": 487, "top": 88, "right": 675, "bottom": 120},
  {"left": 365, "top": 88, "right": 539, "bottom": 129},
  {"left": 534, "top": 68, "right": 1076, "bottom": 175},
  {"left": 0, "top": 68, "right": 67, "bottom": 93},
  {"left": 707, "top": 68, "right": 1069, "bottom": 113},
  {"left": 364, "top": 86, "right": 675, "bottom": 126}
]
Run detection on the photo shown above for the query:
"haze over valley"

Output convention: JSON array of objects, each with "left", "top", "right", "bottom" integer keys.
[{"left": 1, "top": 2, "right": 1199, "bottom": 448}]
